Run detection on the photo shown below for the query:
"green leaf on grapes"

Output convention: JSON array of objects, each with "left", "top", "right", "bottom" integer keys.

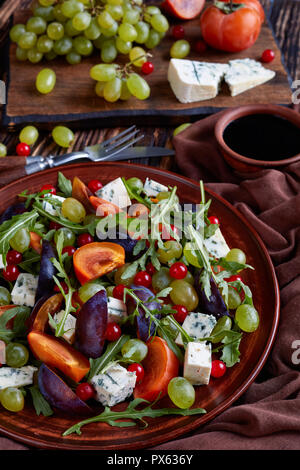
[
  {"left": 57, "top": 172, "right": 73, "bottom": 197},
  {"left": 29, "top": 385, "right": 53, "bottom": 417},
  {"left": 211, "top": 330, "right": 243, "bottom": 368},
  {"left": 87, "top": 334, "right": 131, "bottom": 380},
  {"left": 0, "top": 306, "right": 31, "bottom": 342}
]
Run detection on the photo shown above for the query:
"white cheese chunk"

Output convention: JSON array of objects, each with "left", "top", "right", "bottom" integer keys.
[
  {"left": 0, "top": 256, "right": 5, "bottom": 269},
  {"left": 0, "top": 366, "right": 37, "bottom": 389},
  {"left": 184, "top": 341, "right": 212, "bottom": 385},
  {"left": 176, "top": 312, "right": 217, "bottom": 346},
  {"left": 42, "top": 194, "right": 65, "bottom": 216},
  {"left": 225, "top": 58, "right": 276, "bottom": 96},
  {"left": 168, "top": 58, "right": 229, "bottom": 103},
  {"left": 203, "top": 228, "right": 230, "bottom": 259},
  {"left": 0, "top": 340, "right": 6, "bottom": 365},
  {"left": 90, "top": 364, "right": 136, "bottom": 407},
  {"left": 52, "top": 310, "right": 76, "bottom": 344},
  {"left": 143, "top": 178, "right": 168, "bottom": 198},
  {"left": 11, "top": 273, "right": 38, "bottom": 307},
  {"left": 95, "top": 177, "right": 131, "bottom": 209},
  {"left": 107, "top": 297, "right": 127, "bottom": 324}
]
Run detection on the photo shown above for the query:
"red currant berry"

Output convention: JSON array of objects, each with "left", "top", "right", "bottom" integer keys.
[
  {"left": 113, "top": 284, "right": 126, "bottom": 301},
  {"left": 62, "top": 246, "right": 76, "bottom": 256},
  {"left": 134, "top": 271, "right": 152, "bottom": 288},
  {"left": 77, "top": 233, "right": 94, "bottom": 247},
  {"left": 75, "top": 382, "right": 95, "bottom": 401},
  {"left": 106, "top": 322, "right": 122, "bottom": 341},
  {"left": 211, "top": 360, "right": 227, "bottom": 378},
  {"left": 169, "top": 262, "right": 188, "bottom": 280},
  {"left": 141, "top": 61, "right": 154, "bottom": 75},
  {"left": 6, "top": 250, "right": 22, "bottom": 265},
  {"left": 159, "top": 223, "right": 179, "bottom": 241},
  {"left": 2, "top": 264, "right": 20, "bottom": 281},
  {"left": 172, "top": 25, "right": 185, "bottom": 39},
  {"left": 54, "top": 281, "right": 68, "bottom": 294},
  {"left": 208, "top": 216, "right": 220, "bottom": 225},
  {"left": 16, "top": 143, "right": 30, "bottom": 157},
  {"left": 146, "top": 262, "right": 156, "bottom": 276},
  {"left": 261, "top": 49, "right": 275, "bottom": 63},
  {"left": 172, "top": 305, "right": 188, "bottom": 323},
  {"left": 40, "top": 184, "right": 56, "bottom": 196},
  {"left": 194, "top": 39, "right": 207, "bottom": 53},
  {"left": 225, "top": 274, "right": 242, "bottom": 283},
  {"left": 127, "top": 363, "right": 145, "bottom": 383},
  {"left": 49, "top": 221, "right": 62, "bottom": 230},
  {"left": 88, "top": 179, "right": 103, "bottom": 193}
]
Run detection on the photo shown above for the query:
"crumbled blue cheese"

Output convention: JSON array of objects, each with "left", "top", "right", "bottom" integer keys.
[
  {"left": 52, "top": 310, "right": 76, "bottom": 344},
  {"left": 225, "top": 58, "right": 276, "bottom": 96},
  {"left": 107, "top": 297, "right": 127, "bottom": 324},
  {"left": 0, "top": 366, "right": 37, "bottom": 389},
  {"left": 42, "top": 194, "right": 65, "bottom": 216},
  {"left": 203, "top": 228, "right": 230, "bottom": 259},
  {"left": 0, "top": 340, "right": 6, "bottom": 365},
  {"left": 168, "top": 58, "right": 229, "bottom": 103},
  {"left": 184, "top": 341, "right": 212, "bottom": 385},
  {"left": 95, "top": 177, "right": 131, "bottom": 209},
  {"left": 11, "top": 273, "right": 38, "bottom": 307},
  {"left": 175, "top": 312, "right": 217, "bottom": 346},
  {"left": 143, "top": 178, "right": 168, "bottom": 197},
  {"left": 90, "top": 364, "right": 136, "bottom": 407}
]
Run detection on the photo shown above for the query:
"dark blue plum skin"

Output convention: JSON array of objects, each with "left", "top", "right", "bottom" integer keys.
[
  {"left": 194, "top": 270, "right": 229, "bottom": 319},
  {"left": 36, "top": 240, "right": 57, "bottom": 302},
  {"left": 98, "top": 229, "right": 144, "bottom": 262},
  {"left": 0, "top": 203, "right": 26, "bottom": 224},
  {"left": 38, "top": 364, "right": 93, "bottom": 416},
  {"left": 75, "top": 289, "right": 108, "bottom": 359},
  {"left": 27, "top": 294, "right": 51, "bottom": 331},
  {"left": 129, "top": 285, "right": 162, "bottom": 342}
]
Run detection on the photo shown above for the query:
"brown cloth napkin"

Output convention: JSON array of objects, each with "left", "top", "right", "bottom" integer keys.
[{"left": 154, "top": 109, "right": 300, "bottom": 451}]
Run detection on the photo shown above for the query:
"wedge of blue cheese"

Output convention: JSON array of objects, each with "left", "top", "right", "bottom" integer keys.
[
  {"left": 107, "top": 297, "right": 127, "bottom": 324},
  {"left": 95, "top": 177, "right": 131, "bottom": 209},
  {"left": 42, "top": 194, "right": 65, "bottom": 216},
  {"left": 184, "top": 342, "right": 212, "bottom": 385},
  {"left": 11, "top": 273, "right": 38, "bottom": 307},
  {"left": 175, "top": 312, "right": 217, "bottom": 346},
  {"left": 143, "top": 178, "right": 168, "bottom": 198},
  {"left": 90, "top": 364, "right": 136, "bottom": 407},
  {"left": 168, "top": 58, "right": 229, "bottom": 103},
  {"left": 225, "top": 58, "right": 276, "bottom": 96},
  {"left": 0, "top": 366, "right": 37, "bottom": 389},
  {"left": 204, "top": 228, "right": 230, "bottom": 259}
]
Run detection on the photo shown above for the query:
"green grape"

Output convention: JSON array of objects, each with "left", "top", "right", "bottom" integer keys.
[
  {"left": 73, "top": 36, "right": 93, "bottom": 56},
  {"left": 114, "top": 263, "right": 136, "bottom": 286},
  {"left": 106, "top": 285, "right": 115, "bottom": 297},
  {"left": 210, "top": 316, "right": 232, "bottom": 343},
  {"left": 26, "top": 16, "right": 47, "bottom": 35},
  {"left": 45, "top": 50, "right": 57, "bottom": 60},
  {"left": 38, "top": 0, "right": 56, "bottom": 6},
  {"left": 145, "top": 6, "right": 161, "bottom": 15},
  {"left": 225, "top": 248, "right": 246, "bottom": 265},
  {"left": 123, "top": 9, "right": 140, "bottom": 24},
  {"left": 184, "top": 271, "right": 194, "bottom": 285},
  {"left": 145, "top": 29, "right": 160, "bottom": 49},
  {"left": 135, "top": 21, "right": 150, "bottom": 44},
  {"left": 16, "top": 46, "right": 28, "bottom": 61},
  {"left": 150, "top": 14, "right": 169, "bottom": 33},
  {"left": 53, "top": 4, "right": 68, "bottom": 22},
  {"left": 72, "top": 11, "right": 92, "bottom": 31},
  {"left": 97, "top": 11, "right": 115, "bottom": 30},
  {"left": 170, "top": 40, "right": 190, "bottom": 59},
  {"left": 0, "top": 388, "right": 24, "bottom": 412},
  {"left": 103, "top": 77, "right": 122, "bottom": 102},
  {"left": 0, "top": 286, "right": 11, "bottom": 306},
  {"left": 0, "top": 143, "right": 7, "bottom": 157},
  {"left": 54, "top": 227, "right": 76, "bottom": 247},
  {"left": 52, "top": 125, "right": 74, "bottom": 147},
  {"left": 126, "top": 73, "right": 150, "bottom": 100},
  {"left": 157, "top": 240, "right": 182, "bottom": 264},
  {"left": 183, "top": 242, "right": 202, "bottom": 268},
  {"left": 121, "top": 338, "right": 148, "bottom": 362},
  {"left": 33, "top": 6, "right": 55, "bottom": 22},
  {"left": 101, "top": 41, "right": 117, "bottom": 63},
  {"left": 61, "top": 0, "right": 84, "bottom": 18},
  {"left": 105, "top": 4, "right": 123, "bottom": 21},
  {"left": 65, "top": 19, "right": 81, "bottom": 37},
  {"left": 6, "top": 343, "right": 29, "bottom": 368},
  {"left": 152, "top": 267, "right": 173, "bottom": 293},
  {"left": 129, "top": 46, "right": 146, "bottom": 67},
  {"left": 107, "top": 0, "right": 123, "bottom": 5},
  {"left": 37, "top": 35, "right": 54, "bottom": 53},
  {"left": 116, "top": 37, "right": 132, "bottom": 54},
  {"left": 62, "top": 197, "right": 86, "bottom": 223},
  {"left": 19, "top": 126, "right": 39, "bottom": 146},
  {"left": 36, "top": 68, "right": 56, "bottom": 94},
  {"left": 47, "top": 22, "right": 65, "bottom": 40},
  {"left": 156, "top": 191, "right": 179, "bottom": 204},
  {"left": 235, "top": 304, "right": 259, "bottom": 332},
  {"left": 170, "top": 279, "right": 199, "bottom": 311},
  {"left": 118, "top": 22, "right": 137, "bottom": 42},
  {"left": 78, "top": 282, "right": 105, "bottom": 303},
  {"left": 27, "top": 47, "right": 43, "bottom": 63},
  {"left": 10, "top": 24, "right": 26, "bottom": 43},
  {"left": 18, "top": 32, "right": 37, "bottom": 50},
  {"left": 93, "top": 35, "right": 105, "bottom": 49},
  {"left": 226, "top": 286, "right": 242, "bottom": 310},
  {"left": 120, "top": 78, "right": 132, "bottom": 100},
  {"left": 84, "top": 18, "right": 101, "bottom": 40},
  {"left": 126, "top": 177, "right": 143, "bottom": 194},
  {"left": 168, "top": 377, "right": 195, "bottom": 409},
  {"left": 90, "top": 64, "right": 117, "bottom": 82},
  {"left": 173, "top": 123, "right": 191, "bottom": 136},
  {"left": 95, "top": 81, "right": 105, "bottom": 97},
  {"left": 66, "top": 50, "right": 82, "bottom": 64},
  {"left": 9, "top": 228, "right": 30, "bottom": 253},
  {"left": 100, "top": 22, "right": 118, "bottom": 38}
]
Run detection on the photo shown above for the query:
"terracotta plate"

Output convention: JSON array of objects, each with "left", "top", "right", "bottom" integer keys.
[{"left": 0, "top": 162, "right": 280, "bottom": 450}]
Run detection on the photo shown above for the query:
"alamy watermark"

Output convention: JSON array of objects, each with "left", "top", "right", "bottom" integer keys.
[
  {"left": 291, "top": 340, "right": 300, "bottom": 365},
  {"left": 0, "top": 80, "right": 5, "bottom": 105},
  {"left": 291, "top": 80, "right": 300, "bottom": 105}
]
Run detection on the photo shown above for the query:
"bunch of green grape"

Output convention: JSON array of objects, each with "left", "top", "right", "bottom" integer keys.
[{"left": 9, "top": 0, "right": 169, "bottom": 65}]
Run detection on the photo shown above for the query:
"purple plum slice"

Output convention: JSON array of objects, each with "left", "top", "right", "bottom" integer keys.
[
  {"left": 129, "top": 285, "right": 162, "bottom": 342},
  {"left": 100, "top": 228, "right": 143, "bottom": 262},
  {"left": 194, "top": 270, "right": 229, "bottom": 319},
  {"left": 38, "top": 364, "right": 93, "bottom": 416},
  {"left": 0, "top": 203, "right": 26, "bottom": 224},
  {"left": 35, "top": 240, "right": 57, "bottom": 301},
  {"left": 75, "top": 289, "right": 108, "bottom": 359}
]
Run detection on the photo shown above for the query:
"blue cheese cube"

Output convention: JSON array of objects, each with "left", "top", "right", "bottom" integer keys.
[
  {"left": 52, "top": 310, "right": 76, "bottom": 344},
  {"left": 175, "top": 312, "right": 217, "bottom": 346},
  {"left": 143, "top": 178, "right": 168, "bottom": 198},
  {"left": 107, "top": 297, "right": 127, "bottom": 324},
  {"left": 0, "top": 340, "right": 6, "bottom": 365},
  {"left": 225, "top": 58, "right": 276, "bottom": 97},
  {"left": 204, "top": 228, "right": 230, "bottom": 259},
  {"left": 0, "top": 366, "right": 38, "bottom": 389},
  {"left": 95, "top": 177, "right": 131, "bottom": 209},
  {"left": 42, "top": 194, "right": 65, "bottom": 216},
  {"left": 11, "top": 273, "right": 38, "bottom": 307},
  {"left": 184, "top": 342, "right": 212, "bottom": 385},
  {"left": 90, "top": 364, "right": 137, "bottom": 407}
]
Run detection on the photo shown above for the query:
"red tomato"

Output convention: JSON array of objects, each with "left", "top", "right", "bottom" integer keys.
[
  {"left": 2, "top": 265, "right": 20, "bottom": 281},
  {"left": 40, "top": 184, "right": 56, "bottom": 196},
  {"left": 76, "top": 382, "right": 95, "bottom": 401},
  {"left": 169, "top": 262, "right": 188, "bottom": 280},
  {"left": 134, "top": 271, "right": 152, "bottom": 288},
  {"left": 6, "top": 250, "right": 22, "bottom": 265},
  {"left": 172, "top": 305, "right": 188, "bottom": 323},
  {"left": 208, "top": 215, "right": 220, "bottom": 225},
  {"left": 261, "top": 48, "right": 275, "bottom": 63},
  {"left": 62, "top": 246, "right": 76, "bottom": 256},
  {"left": 113, "top": 284, "right": 126, "bottom": 301},
  {"left": 200, "top": 0, "right": 264, "bottom": 52},
  {"left": 88, "top": 179, "right": 103, "bottom": 193},
  {"left": 172, "top": 25, "right": 185, "bottom": 39},
  {"left": 211, "top": 359, "right": 227, "bottom": 378},
  {"left": 105, "top": 322, "right": 122, "bottom": 341},
  {"left": 141, "top": 61, "right": 154, "bottom": 75},
  {"left": 16, "top": 143, "right": 30, "bottom": 156}
]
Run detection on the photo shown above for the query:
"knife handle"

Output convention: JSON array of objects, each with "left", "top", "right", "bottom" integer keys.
[
  {"left": 0, "top": 167, "right": 27, "bottom": 188},
  {"left": 0, "top": 157, "right": 27, "bottom": 170}
]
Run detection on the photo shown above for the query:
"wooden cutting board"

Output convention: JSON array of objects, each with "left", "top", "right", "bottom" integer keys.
[{"left": 3, "top": 6, "right": 292, "bottom": 128}]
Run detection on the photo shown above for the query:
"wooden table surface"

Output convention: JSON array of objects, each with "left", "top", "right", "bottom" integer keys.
[{"left": 0, "top": 0, "right": 299, "bottom": 176}]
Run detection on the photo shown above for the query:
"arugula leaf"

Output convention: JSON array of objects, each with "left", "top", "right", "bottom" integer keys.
[
  {"left": 58, "top": 172, "right": 73, "bottom": 197},
  {"left": 87, "top": 334, "right": 131, "bottom": 380},
  {"left": 132, "top": 238, "right": 146, "bottom": 256},
  {"left": 204, "top": 223, "right": 219, "bottom": 239},
  {"left": 121, "top": 240, "right": 160, "bottom": 280},
  {"left": 0, "top": 306, "right": 31, "bottom": 342},
  {"left": 122, "top": 178, "right": 151, "bottom": 209},
  {"left": 18, "top": 250, "right": 41, "bottom": 274},
  {"left": 220, "top": 331, "right": 242, "bottom": 367},
  {"left": 29, "top": 386, "right": 53, "bottom": 417}
]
